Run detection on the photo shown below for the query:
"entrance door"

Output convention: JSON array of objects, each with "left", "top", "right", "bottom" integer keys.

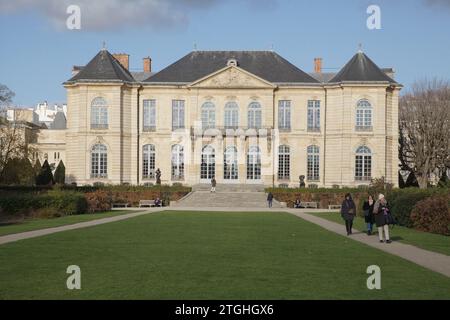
[
  {"left": 224, "top": 146, "right": 238, "bottom": 182},
  {"left": 246, "top": 146, "right": 261, "bottom": 182},
  {"left": 201, "top": 145, "right": 215, "bottom": 182}
]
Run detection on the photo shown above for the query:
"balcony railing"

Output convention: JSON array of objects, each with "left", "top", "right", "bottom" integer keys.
[
  {"left": 91, "top": 124, "right": 108, "bottom": 130},
  {"left": 143, "top": 126, "right": 156, "bottom": 132},
  {"left": 190, "top": 126, "right": 273, "bottom": 138},
  {"left": 355, "top": 126, "right": 373, "bottom": 132},
  {"left": 307, "top": 127, "right": 321, "bottom": 133},
  {"left": 355, "top": 176, "right": 371, "bottom": 182}
]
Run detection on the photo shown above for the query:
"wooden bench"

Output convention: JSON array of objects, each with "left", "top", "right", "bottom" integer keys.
[
  {"left": 112, "top": 203, "right": 130, "bottom": 208},
  {"left": 328, "top": 204, "right": 342, "bottom": 210},
  {"left": 302, "top": 202, "right": 319, "bottom": 209}
]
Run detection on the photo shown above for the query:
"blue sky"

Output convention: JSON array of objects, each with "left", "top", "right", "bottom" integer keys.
[{"left": 1, "top": 0, "right": 450, "bottom": 106}]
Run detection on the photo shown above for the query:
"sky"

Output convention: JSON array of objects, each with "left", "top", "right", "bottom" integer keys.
[{"left": 0, "top": 0, "right": 450, "bottom": 106}]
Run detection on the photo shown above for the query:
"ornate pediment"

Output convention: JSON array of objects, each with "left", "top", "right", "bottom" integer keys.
[{"left": 189, "top": 66, "right": 275, "bottom": 89}]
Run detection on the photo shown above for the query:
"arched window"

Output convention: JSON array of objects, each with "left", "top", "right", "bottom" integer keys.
[
  {"left": 171, "top": 145, "right": 184, "bottom": 180},
  {"left": 201, "top": 145, "right": 215, "bottom": 180},
  {"left": 248, "top": 102, "right": 262, "bottom": 129},
  {"left": 224, "top": 146, "right": 238, "bottom": 180},
  {"left": 307, "top": 145, "right": 320, "bottom": 181},
  {"left": 278, "top": 145, "right": 290, "bottom": 180},
  {"left": 356, "top": 99, "right": 373, "bottom": 131},
  {"left": 355, "top": 146, "right": 372, "bottom": 181},
  {"left": 142, "top": 144, "right": 155, "bottom": 179},
  {"left": 247, "top": 146, "right": 261, "bottom": 180},
  {"left": 91, "top": 144, "right": 107, "bottom": 178},
  {"left": 201, "top": 102, "right": 215, "bottom": 129},
  {"left": 224, "top": 102, "right": 239, "bottom": 129},
  {"left": 91, "top": 97, "right": 108, "bottom": 129}
]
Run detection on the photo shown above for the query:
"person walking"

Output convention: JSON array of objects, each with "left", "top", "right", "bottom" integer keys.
[
  {"left": 210, "top": 177, "right": 217, "bottom": 193},
  {"left": 341, "top": 193, "right": 356, "bottom": 236},
  {"left": 374, "top": 194, "right": 392, "bottom": 243},
  {"left": 267, "top": 192, "right": 274, "bottom": 208},
  {"left": 363, "top": 195, "right": 375, "bottom": 236}
]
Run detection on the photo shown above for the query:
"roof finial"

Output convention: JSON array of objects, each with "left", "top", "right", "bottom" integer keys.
[
  {"left": 358, "top": 43, "right": 363, "bottom": 53},
  {"left": 193, "top": 42, "right": 197, "bottom": 51},
  {"left": 102, "top": 41, "right": 107, "bottom": 51},
  {"left": 270, "top": 43, "right": 274, "bottom": 52}
]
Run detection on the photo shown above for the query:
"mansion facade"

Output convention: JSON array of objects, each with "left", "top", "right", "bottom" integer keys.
[{"left": 34, "top": 49, "right": 401, "bottom": 187}]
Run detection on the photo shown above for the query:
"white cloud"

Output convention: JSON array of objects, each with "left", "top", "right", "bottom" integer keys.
[{"left": 0, "top": 0, "right": 225, "bottom": 31}]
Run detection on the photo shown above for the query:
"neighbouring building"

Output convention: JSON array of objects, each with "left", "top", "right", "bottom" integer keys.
[{"left": 33, "top": 48, "right": 401, "bottom": 187}]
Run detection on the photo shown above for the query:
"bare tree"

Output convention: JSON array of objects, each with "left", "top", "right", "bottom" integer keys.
[
  {"left": 399, "top": 78, "right": 450, "bottom": 189},
  {"left": 0, "top": 84, "right": 36, "bottom": 179}
]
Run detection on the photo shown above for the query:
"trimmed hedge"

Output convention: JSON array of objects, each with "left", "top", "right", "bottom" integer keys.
[
  {"left": 410, "top": 196, "right": 450, "bottom": 235},
  {"left": 0, "top": 190, "right": 87, "bottom": 218}
]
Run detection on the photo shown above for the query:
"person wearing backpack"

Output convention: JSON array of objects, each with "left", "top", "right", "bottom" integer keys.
[
  {"left": 373, "top": 194, "right": 392, "bottom": 244},
  {"left": 341, "top": 193, "right": 356, "bottom": 236},
  {"left": 363, "top": 195, "right": 375, "bottom": 236}
]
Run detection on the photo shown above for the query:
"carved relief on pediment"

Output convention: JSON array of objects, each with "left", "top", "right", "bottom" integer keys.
[{"left": 191, "top": 67, "right": 273, "bottom": 88}]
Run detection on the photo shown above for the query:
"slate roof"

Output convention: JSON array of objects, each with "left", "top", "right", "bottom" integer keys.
[
  {"left": 144, "top": 51, "right": 319, "bottom": 84},
  {"left": 66, "top": 49, "right": 134, "bottom": 83},
  {"left": 51, "top": 112, "right": 67, "bottom": 130},
  {"left": 329, "top": 52, "right": 396, "bottom": 84}
]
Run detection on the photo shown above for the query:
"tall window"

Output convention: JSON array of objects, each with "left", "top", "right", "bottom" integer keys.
[
  {"left": 278, "top": 145, "right": 290, "bottom": 180},
  {"left": 355, "top": 146, "right": 372, "bottom": 181},
  {"left": 224, "top": 102, "right": 239, "bottom": 129},
  {"left": 248, "top": 102, "right": 262, "bottom": 129},
  {"left": 142, "top": 144, "right": 155, "bottom": 179},
  {"left": 201, "top": 102, "right": 215, "bottom": 129},
  {"left": 171, "top": 145, "right": 184, "bottom": 180},
  {"left": 91, "top": 144, "right": 107, "bottom": 178},
  {"left": 91, "top": 97, "right": 108, "bottom": 129},
  {"left": 172, "top": 100, "right": 185, "bottom": 130},
  {"left": 201, "top": 145, "right": 216, "bottom": 180},
  {"left": 356, "top": 99, "right": 373, "bottom": 131},
  {"left": 307, "top": 100, "right": 320, "bottom": 131},
  {"left": 247, "top": 146, "right": 261, "bottom": 180},
  {"left": 278, "top": 101, "right": 291, "bottom": 130},
  {"left": 143, "top": 99, "right": 156, "bottom": 131},
  {"left": 224, "top": 146, "right": 238, "bottom": 180},
  {"left": 307, "top": 145, "right": 320, "bottom": 181}
]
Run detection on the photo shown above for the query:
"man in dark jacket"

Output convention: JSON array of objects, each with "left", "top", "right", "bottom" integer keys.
[
  {"left": 210, "top": 177, "right": 217, "bottom": 193},
  {"left": 341, "top": 193, "right": 356, "bottom": 236},
  {"left": 267, "top": 192, "right": 274, "bottom": 208}
]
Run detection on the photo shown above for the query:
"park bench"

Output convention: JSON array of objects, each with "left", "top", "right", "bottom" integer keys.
[
  {"left": 112, "top": 203, "right": 130, "bottom": 208},
  {"left": 328, "top": 204, "right": 342, "bottom": 210},
  {"left": 139, "top": 200, "right": 162, "bottom": 207},
  {"left": 302, "top": 202, "right": 319, "bottom": 209}
]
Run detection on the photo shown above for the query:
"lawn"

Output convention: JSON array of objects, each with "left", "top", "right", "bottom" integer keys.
[
  {"left": 0, "top": 211, "right": 130, "bottom": 236},
  {"left": 0, "top": 211, "right": 449, "bottom": 300},
  {"left": 309, "top": 212, "right": 450, "bottom": 256}
]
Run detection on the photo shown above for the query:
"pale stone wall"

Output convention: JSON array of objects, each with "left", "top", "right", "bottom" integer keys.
[{"left": 35, "top": 65, "right": 400, "bottom": 187}]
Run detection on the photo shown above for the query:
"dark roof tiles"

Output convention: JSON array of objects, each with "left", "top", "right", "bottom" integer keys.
[
  {"left": 145, "top": 51, "right": 319, "bottom": 84},
  {"left": 67, "top": 49, "right": 134, "bottom": 83},
  {"left": 330, "top": 52, "right": 396, "bottom": 84}
]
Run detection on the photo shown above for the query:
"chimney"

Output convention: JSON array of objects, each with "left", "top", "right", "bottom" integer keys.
[
  {"left": 143, "top": 57, "right": 152, "bottom": 73},
  {"left": 314, "top": 57, "right": 323, "bottom": 73},
  {"left": 113, "top": 53, "right": 130, "bottom": 70}
]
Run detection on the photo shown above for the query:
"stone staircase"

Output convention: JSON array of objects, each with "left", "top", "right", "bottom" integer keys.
[{"left": 171, "top": 184, "right": 285, "bottom": 208}]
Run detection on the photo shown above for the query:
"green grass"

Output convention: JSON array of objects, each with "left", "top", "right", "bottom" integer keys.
[
  {"left": 0, "top": 211, "right": 131, "bottom": 236},
  {"left": 1, "top": 210, "right": 449, "bottom": 300},
  {"left": 309, "top": 212, "right": 450, "bottom": 256}
]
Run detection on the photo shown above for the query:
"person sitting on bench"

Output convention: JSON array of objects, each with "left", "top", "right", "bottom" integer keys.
[
  {"left": 154, "top": 197, "right": 162, "bottom": 207},
  {"left": 294, "top": 199, "right": 302, "bottom": 208}
]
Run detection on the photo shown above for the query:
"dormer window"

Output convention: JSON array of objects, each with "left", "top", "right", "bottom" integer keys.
[{"left": 227, "top": 59, "right": 238, "bottom": 67}]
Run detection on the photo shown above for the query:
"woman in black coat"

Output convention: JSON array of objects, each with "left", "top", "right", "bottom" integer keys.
[
  {"left": 362, "top": 195, "right": 375, "bottom": 236},
  {"left": 341, "top": 193, "right": 356, "bottom": 236}
]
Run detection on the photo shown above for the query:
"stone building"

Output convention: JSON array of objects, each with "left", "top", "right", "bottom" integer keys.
[{"left": 43, "top": 48, "right": 401, "bottom": 187}]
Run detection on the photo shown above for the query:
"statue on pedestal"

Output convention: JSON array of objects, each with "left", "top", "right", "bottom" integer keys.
[
  {"left": 299, "top": 175, "right": 306, "bottom": 188},
  {"left": 156, "top": 168, "right": 161, "bottom": 185}
]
